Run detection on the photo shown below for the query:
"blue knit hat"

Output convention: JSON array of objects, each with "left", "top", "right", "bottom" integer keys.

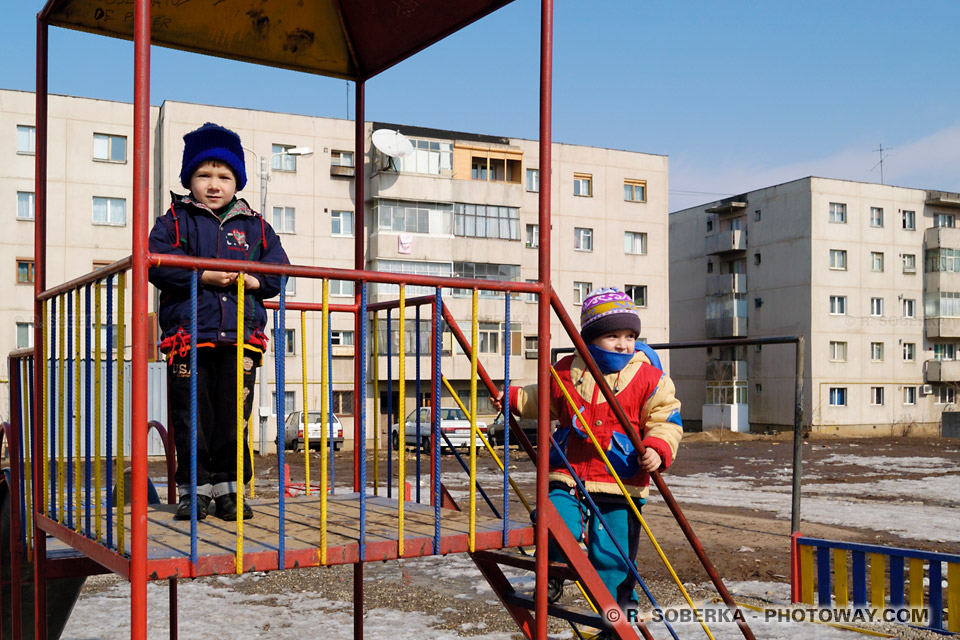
[{"left": 179, "top": 123, "right": 247, "bottom": 190}]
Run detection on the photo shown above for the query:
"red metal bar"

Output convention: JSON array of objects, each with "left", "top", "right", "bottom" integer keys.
[
  {"left": 6, "top": 362, "right": 24, "bottom": 640},
  {"left": 36, "top": 256, "right": 132, "bottom": 302},
  {"left": 549, "top": 290, "right": 757, "bottom": 640},
  {"left": 131, "top": 0, "right": 152, "bottom": 637},
  {"left": 264, "top": 300, "right": 356, "bottom": 313},
  {"left": 367, "top": 294, "right": 435, "bottom": 313},
  {"left": 36, "top": 515, "right": 131, "bottom": 578},
  {"left": 33, "top": 14, "right": 49, "bottom": 640},
  {"left": 536, "top": 2, "right": 553, "bottom": 636},
  {"left": 352, "top": 78, "right": 365, "bottom": 640},
  {"left": 146, "top": 253, "right": 542, "bottom": 294}
]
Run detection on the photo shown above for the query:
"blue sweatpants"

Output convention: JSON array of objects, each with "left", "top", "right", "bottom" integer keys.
[{"left": 547, "top": 482, "right": 642, "bottom": 606}]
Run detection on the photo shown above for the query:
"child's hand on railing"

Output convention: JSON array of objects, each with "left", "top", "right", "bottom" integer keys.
[
  {"left": 490, "top": 389, "right": 505, "bottom": 413},
  {"left": 200, "top": 270, "right": 239, "bottom": 287},
  {"left": 641, "top": 447, "right": 662, "bottom": 472},
  {"left": 243, "top": 274, "right": 261, "bottom": 290}
]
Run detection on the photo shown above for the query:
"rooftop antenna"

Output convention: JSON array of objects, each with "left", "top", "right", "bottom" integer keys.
[{"left": 871, "top": 143, "right": 892, "bottom": 185}]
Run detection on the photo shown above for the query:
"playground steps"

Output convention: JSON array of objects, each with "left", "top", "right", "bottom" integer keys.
[
  {"left": 472, "top": 548, "right": 578, "bottom": 582},
  {"left": 502, "top": 592, "right": 604, "bottom": 628}
]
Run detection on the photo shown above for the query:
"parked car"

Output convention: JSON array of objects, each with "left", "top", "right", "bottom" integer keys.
[
  {"left": 486, "top": 415, "right": 549, "bottom": 447},
  {"left": 280, "top": 411, "right": 344, "bottom": 452},
  {"left": 391, "top": 406, "right": 485, "bottom": 453}
]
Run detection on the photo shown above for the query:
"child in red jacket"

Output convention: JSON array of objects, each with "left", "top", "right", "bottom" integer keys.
[{"left": 499, "top": 287, "right": 682, "bottom": 611}]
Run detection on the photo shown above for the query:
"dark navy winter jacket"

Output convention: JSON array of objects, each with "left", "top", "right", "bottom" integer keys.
[{"left": 148, "top": 193, "right": 289, "bottom": 353}]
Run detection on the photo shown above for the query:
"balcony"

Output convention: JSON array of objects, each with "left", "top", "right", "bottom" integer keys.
[
  {"left": 926, "top": 191, "right": 960, "bottom": 208},
  {"left": 330, "top": 164, "right": 355, "bottom": 178},
  {"left": 925, "top": 270, "right": 960, "bottom": 294},
  {"left": 705, "top": 200, "right": 747, "bottom": 216},
  {"left": 705, "top": 316, "right": 747, "bottom": 339},
  {"left": 705, "top": 229, "right": 746, "bottom": 255},
  {"left": 925, "top": 360, "right": 960, "bottom": 382},
  {"left": 705, "top": 273, "right": 747, "bottom": 296},
  {"left": 925, "top": 318, "right": 960, "bottom": 339},
  {"left": 706, "top": 360, "right": 748, "bottom": 381},
  {"left": 924, "top": 225, "right": 960, "bottom": 250}
]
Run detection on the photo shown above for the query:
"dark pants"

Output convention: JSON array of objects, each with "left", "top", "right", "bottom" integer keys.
[{"left": 167, "top": 346, "right": 256, "bottom": 496}]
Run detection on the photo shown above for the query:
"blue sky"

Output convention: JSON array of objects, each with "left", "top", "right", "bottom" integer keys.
[{"left": 4, "top": 1, "right": 960, "bottom": 210}]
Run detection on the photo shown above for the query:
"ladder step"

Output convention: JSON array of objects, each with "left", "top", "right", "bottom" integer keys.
[
  {"left": 502, "top": 591, "right": 604, "bottom": 628},
  {"left": 473, "top": 549, "right": 578, "bottom": 581}
]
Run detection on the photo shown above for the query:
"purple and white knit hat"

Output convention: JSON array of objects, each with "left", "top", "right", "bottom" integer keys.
[{"left": 580, "top": 287, "right": 641, "bottom": 344}]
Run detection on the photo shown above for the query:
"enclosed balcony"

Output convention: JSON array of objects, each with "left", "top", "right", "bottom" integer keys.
[
  {"left": 925, "top": 318, "right": 960, "bottom": 339},
  {"left": 924, "top": 225, "right": 960, "bottom": 250},
  {"left": 705, "top": 229, "right": 746, "bottom": 255},
  {"left": 925, "top": 360, "right": 960, "bottom": 382},
  {"left": 705, "top": 273, "right": 747, "bottom": 296},
  {"left": 706, "top": 359, "right": 748, "bottom": 381}
]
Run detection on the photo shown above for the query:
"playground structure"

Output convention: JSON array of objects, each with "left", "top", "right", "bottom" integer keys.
[{"left": 0, "top": 1, "right": 775, "bottom": 639}]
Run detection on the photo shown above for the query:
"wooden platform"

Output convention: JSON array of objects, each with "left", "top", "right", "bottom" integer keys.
[{"left": 121, "top": 492, "right": 536, "bottom": 579}]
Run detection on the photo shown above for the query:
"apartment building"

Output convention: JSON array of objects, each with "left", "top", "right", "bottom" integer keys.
[
  {"left": 1, "top": 89, "right": 670, "bottom": 446},
  {"left": 670, "top": 176, "right": 960, "bottom": 435}
]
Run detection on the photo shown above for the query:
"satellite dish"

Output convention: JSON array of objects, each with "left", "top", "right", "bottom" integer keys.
[{"left": 372, "top": 129, "right": 414, "bottom": 159}]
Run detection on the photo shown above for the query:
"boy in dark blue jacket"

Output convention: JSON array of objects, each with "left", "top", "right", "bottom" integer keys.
[{"left": 149, "top": 123, "right": 289, "bottom": 521}]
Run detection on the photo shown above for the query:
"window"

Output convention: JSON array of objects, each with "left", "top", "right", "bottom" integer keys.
[
  {"left": 16, "top": 259, "right": 35, "bottom": 285},
  {"left": 926, "top": 248, "right": 960, "bottom": 273},
  {"left": 524, "top": 335, "right": 538, "bottom": 358},
  {"left": 17, "top": 192, "right": 34, "bottom": 220},
  {"left": 478, "top": 322, "right": 500, "bottom": 354},
  {"left": 903, "top": 299, "right": 916, "bottom": 318},
  {"left": 330, "top": 330, "right": 355, "bottom": 346},
  {"left": 869, "top": 207, "right": 883, "bottom": 227},
  {"left": 706, "top": 220, "right": 714, "bottom": 232},
  {"left": 331, "top": 150, "right": 354, "bottom": 167},
  {"left": 17, "top": 125, "right": 35, "bottom": 154},
  {"left": 623, "top": 179, "right": 646, "bottom": 202},
  {"left": 936, "top": 386, "right": 956, "bottom": 405},
  {"left": 829, "top": 202, "right": 847, "bottom": 223},
  {"left": 870, "top": 252, "right": 884, "bottom": 272},
  {"left": 526, "top": 168, "right": 539, "bottom": 192},
  {"left": 271, "top": 328, "right": 297, "bottom": 355},
  {"left": 330, "top": 279, "right": 355, "bottom": 297},
  {"left": 934, "top": 343, "right": 956, "bottom": 361},
  {"left": 375, "top": 259, "right": 452, "bottom": 296},
  {"left": 829, "top": 249, "right": 846, "bottom": 270},
  {"left": 754, "top": 252, "right": 762, "bottom": 266},
  {"left": 829, "top": 341, "right": 847, "bottom": 362},
  {"left": 93, "top": 133, "right": 126, "bottom": 163},
  {"left": 706, "top": 262, "right": 714, "bottom": 274},
  {"left": 870, "top": 297, "right": 884, "bottom": 317},
  {"left": 284, "top": 277, "right": 296, "bottom": 297},
  {"left": 524, "top": 279, "right": 537, "bottom": 303},
  {"left": 398, "top": 139, "right": 453, "bottom": 175},
  {"left": 870, "top": 342, "right": 884, "bottom": 362},
  {"left": 870, "top": 387, "right": 884, "bottom": 406},
  {"left": 470, "top": 155, "right": 520, "bottom": 183},
  {"left": 573, "top": 173, "right": 592, "bottom": 197},
  {"left": 454, "top": 203, "right": 520, "bottom": 240},
  {"left": 574, "top": 227, "right": 593, "bottom": 252},
  {"left": 331, "top": 210, "right": 354, "bottom": 236},
  {"left": 92, "top": 197, "right": 126, "bottom": 226},
  {"left": 902, "top": 210, "right": 916, "bottom": 230},
  {"left": 625, "top": 284, "right": 647, "bottom": 308},
  {"left": 573, "top": 281, "right": 592, "bottom": 305},
  {"left": 332, "top": 391, "right": 355, "bottom": 414},
  {"left": 935, "top": 213, "right": 956, "bottom": 228},
  {"left": 902, "top": 254, "right": 917, "bottom": 273},
  {"left": 272, "top": 391, "right": 296, "bottom": 416},
  {"left": 271, "top": 144, "right": 298, "bottom": 171},
  {"left": 902, "top": 342, "right": 916, "bottom": 361},
  {"left": 903, "top": 386, "right": 916, "bottom": 405},
  {"left": 525, "top": 224, "right": 539, "bottom": 249},
  {"left": 451, "top": 262, "right": 520, "bottom": 297},
  {"left": 933, "top": 291, "right": 960, "bottom": 317},
  {"left": 273, "top": 206, "right": 296, "bottom": 234},
  {"left": 624, "top": 231, "right": 647, "bottom": 255},
  {"left": 16, "top": 322, "right": 34, "bottom": 349},
  {"left": 829, "top": 295, "right": 846, "bottom": 315},
  {"left": 754, "top": 209, "right": 762, "bottom": 222},
  {"left": 828, "top": 387, "right": 847, "bottom": 406},
  {"left": 375, "top": 199, "right": 452, "bottom": 235}
]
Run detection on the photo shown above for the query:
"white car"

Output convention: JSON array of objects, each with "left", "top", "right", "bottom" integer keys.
[
  {"left": 391, "top": 407, "right": 485, "bottom": 453},
  {"left": 281, "top": 411, "right": 344, "bottom": 452}
]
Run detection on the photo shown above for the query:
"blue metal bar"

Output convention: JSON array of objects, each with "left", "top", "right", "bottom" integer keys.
[
  {"left": 852, "top": 550, "right": 867, "bottom": 609},
  {"left": 84, "top": 284, "right": 92, "bottom": 536},
  {"left": 796, "top": 537, "right": 960, "bottom": 565},
  {"left": 49, "top": 295, "right": 56, "bottom": 518},
  {"left": 415, "top": 305, "right": 421, "bottom": 503},
  {"left": 439, "top": 430, "right": 500, "bottom": 518},
  {"left": 432, "top": 288, "right": 442, "bottom": 555},
  {"left": 816, "top": 545, "right": 831, "bottom": 607},
  {"left": 889, "top": 555, "right": 904, "bottom": 610},
  {"left": 358, "top": 282, "right": 367, "bottom": 561},
  {"left": 549, "top": 433, "right": 680, "bottom": 640},
  {"left": 929, "top": 561, "right": 942, "bottom": 630},
  {"left": 326, "top": 304, "right": 334, "bottom": 494},
  {"left": 386, "top": 309, "right": 393, "bottom": 499},
  {"left": 189, "top": 270, "right": 199, "bottom": 568},
  {"left": 66, "top": 292, "right": 74, "bottom": 529},
  {"left": 502, "top": 292, "right": 510, "bottom": 546},
  {"left": 277, "top": 283, "right": 287, "bottom": 568},
  {"left": 105, "top": 274, "right": 114, "bottom": 548}
]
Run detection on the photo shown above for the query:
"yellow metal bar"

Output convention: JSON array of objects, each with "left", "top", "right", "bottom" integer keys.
[
  {"left": 550, "top": 365, "right": 716, "bottom": 640},
  {"left": 57, "top": 295, "right": 65, "bottom": 523},
  {"left": 441, "top": 376, "right": 532, "bottom": 514},
  {"left": 800, "top": 545, "right": 815, "bottom": 605},
  {"left": 235, "top": 275, "right": 245, "bottom": 574},
  {"left": 319, "top": 279, "right": 329, "bottom": 565},
  {"left": 301, "top": 311, "right": 310, "bottom": 495},
  {"left": 397, "top": 285, "right": 406, "bottom": 557},
  {"left": 833, "top": 548, "right": 849, "bottom": 608},
  {"left": 372, "top": 313, "right": 379, "bottom": 496},
  {"left": 22, "top": 358, "right": 34, "bottom": 560},
  {"left": 94, "top": 286, "right": 102, "bottom": 540},
  {"left": 116, "top": 272, "right": 125, "bottom": 554},
  {"left": 468, "top": 289, "right": 478, "bottom": 553},
  {"left": 947, "top": 562, "right": 960, "bottom": 633},
  {"left": 908, "top": 558, "right": 924, "bottom": 611},
  {"left": 41, "top": 299, "right": 48, "bottom": 517},
  {"left": 74, "top": 289, "right": 82, "bottom": 532},
  {"left": 870, "top": 553, "right": 885, "bottom": 610}
]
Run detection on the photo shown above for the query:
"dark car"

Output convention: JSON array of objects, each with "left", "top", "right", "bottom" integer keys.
[{"left": 485, "top": 416, "right": 547, "bottom": 447}]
